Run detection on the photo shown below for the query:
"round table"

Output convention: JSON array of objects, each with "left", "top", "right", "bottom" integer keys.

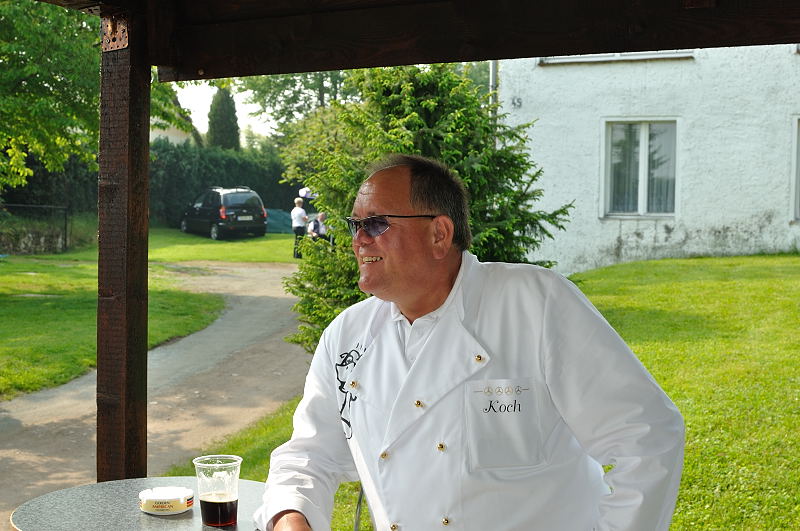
[{"left": 10, "top": 476, "right": 265, "bottom": 530}]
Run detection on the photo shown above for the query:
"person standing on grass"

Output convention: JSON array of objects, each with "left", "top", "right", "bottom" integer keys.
[
  {"left": 256, "top": 154, "right": 685, "bottom": 531},
  {"left": 291, "top": 197, "right": 308, "bottom": 259}
]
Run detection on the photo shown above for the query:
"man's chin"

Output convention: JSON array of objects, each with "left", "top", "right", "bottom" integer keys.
[
  {"left": 357, "top": 278, "right": 385, "bottom": 299},
  {"left": 357, "top": 278, "right": 373, "bottom": 295}
]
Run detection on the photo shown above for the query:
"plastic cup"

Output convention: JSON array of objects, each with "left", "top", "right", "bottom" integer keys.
[{"left": 192, "top": 454, "right": 242, "bottom": 527}]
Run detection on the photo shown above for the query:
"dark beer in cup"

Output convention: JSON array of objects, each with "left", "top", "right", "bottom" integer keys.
[
  {"left": 193, "top": 455, "right": 242, "bottom": 527},
  {"left": 199, "top": 492, "right": 238, "bottom": 527}
]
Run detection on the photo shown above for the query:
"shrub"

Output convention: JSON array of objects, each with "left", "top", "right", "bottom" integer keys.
[{"left": 282, "top": 65, "right": 572, "bottom": 352}]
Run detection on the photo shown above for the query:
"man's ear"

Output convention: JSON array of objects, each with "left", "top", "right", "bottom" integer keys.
[{"left": 431, "top": 216, "right": 455, "bottom": 259}]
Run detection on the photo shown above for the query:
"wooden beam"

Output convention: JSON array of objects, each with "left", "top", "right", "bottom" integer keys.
[
  {"left": 157, "top": 1, "right": 800, "bottom": 81},
  {"left": 37, "top": 0, "right": 138, "bottom": 14},
  {"left": 96, "top": 8, "right": 150, "bottom": 482},
  {"left": 147, "top": 0, "right": 177, "bottom": 67}
]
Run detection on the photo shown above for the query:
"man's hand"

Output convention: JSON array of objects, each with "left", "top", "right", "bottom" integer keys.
[{"left": 273, "top": 510, "right": 311, "bottom": 531}]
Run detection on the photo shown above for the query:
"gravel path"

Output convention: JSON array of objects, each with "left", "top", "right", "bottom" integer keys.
[{"left": 0, "top": 262, "right": 310, "bottom": 529}]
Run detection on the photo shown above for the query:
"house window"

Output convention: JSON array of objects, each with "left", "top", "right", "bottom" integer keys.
[{"left": 606, "top": 121, "right": 676, "bottom": 215}]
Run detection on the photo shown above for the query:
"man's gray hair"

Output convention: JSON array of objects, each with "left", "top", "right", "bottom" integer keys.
[{"left": 366, "top": 154, "right": 472, "bottom": 251}]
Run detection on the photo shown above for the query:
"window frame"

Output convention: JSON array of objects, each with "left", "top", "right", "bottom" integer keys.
[
  {"left": 600, "top": 117, "right": 679, "bottom": 219},
  {"left": 792, "top": 116, "right": 800, "bottom": 221},
  {"left": 539, "top": 50, "right": 695, "bottom": 66}
]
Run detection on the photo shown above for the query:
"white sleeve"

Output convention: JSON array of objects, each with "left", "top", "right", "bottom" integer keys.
[
  {"left": 543, "top": 274, "right": 685, "bottom": 531},
  {"left": 253, "top": 330, "right": 357, "bottom": 531}
]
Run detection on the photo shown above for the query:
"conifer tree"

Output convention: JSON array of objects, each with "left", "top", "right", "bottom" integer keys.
[
  {"left": 207, "top": 88, "right": 240, "bottom": 150},
  {"left": 282, "top": 64, "right": 572, "bottom": 352}
]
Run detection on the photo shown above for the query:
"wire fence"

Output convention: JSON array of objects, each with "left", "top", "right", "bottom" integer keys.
[{"left": 0, "top": 203, "right": 69, "bottom": 255}]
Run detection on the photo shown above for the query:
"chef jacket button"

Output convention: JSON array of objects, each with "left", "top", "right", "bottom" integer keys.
[
  {"left": 380, "top": 451, "right": 389, "bottom": 459},
  {"left": 390, "top": 525, "right": 399, "bottom": 530},
  {"left": 414, "top": 400, "right": 424, "bottom": 408},
  {"left": 474, "top": 354, "right": 483, "bottom": 362},
  {"left": 442, "top": 517, "right": 450, "bottom": 526},
  {"left": 436, "top": 442, "right": 446, "bottom": 451},
  {"left": 349, "top": 380, "right": 358, "bottom": 389}
]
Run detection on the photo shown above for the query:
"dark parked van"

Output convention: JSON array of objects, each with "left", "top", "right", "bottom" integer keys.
[{"left": 180, "top": 186, "right": 268, "bottom": 240}]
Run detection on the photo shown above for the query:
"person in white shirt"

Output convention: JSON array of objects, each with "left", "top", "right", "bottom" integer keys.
[
  {"left": 256, "top": 154, "right": 685, "bottom": 531},
  {"left": 291, "top": 197, "right": 309, "bottom": 259}
]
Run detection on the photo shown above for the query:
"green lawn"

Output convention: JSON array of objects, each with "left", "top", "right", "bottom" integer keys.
[
  {"left": 0, "top": 228, "right": 296, "bottom": 399},
  {"left": 0, "top": 258, "right": 226, "bottom": 399},
  {"left": 166, "top": 254, "right": 800, "bottom": 530},
  {"left": 46, "top": 228, "right": 299, "bottom": 263},
  {"left": 150, "top": 229, "right": 298, "bottom": 263},
  {"left": 578, "top": 255, "right": 800, "bottom": 529}
]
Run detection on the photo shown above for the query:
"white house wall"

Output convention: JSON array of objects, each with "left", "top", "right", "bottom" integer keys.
[
  {"left": 500, "top": 45, "right": 800, "bottom": 275},
  {"left": 149, "top": 123, "right": 192, "bottom": 144}
]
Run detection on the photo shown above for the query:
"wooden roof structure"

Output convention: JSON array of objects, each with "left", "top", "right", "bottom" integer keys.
[
  {"left": 45, "top": 0, "right": 800, "bottom": 80},
  {"left": 37, "top": 0, "right": 800, "bottom": 481}
]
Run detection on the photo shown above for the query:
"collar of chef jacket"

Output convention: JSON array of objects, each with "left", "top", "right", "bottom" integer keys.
[{"left": 346, "top": 251, "right": 491, "bottom": 449}]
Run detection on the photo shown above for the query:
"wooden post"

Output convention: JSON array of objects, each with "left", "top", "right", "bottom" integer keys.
[{"left": 96, "top": 9, "right": 150, "bottom": 482}]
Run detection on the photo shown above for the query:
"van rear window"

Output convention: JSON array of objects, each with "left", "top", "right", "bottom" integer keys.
[{"left": 224, "top": 192, "right": 261, "bottom": 207}]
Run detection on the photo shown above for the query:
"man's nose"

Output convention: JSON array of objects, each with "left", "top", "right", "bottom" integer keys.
[{"left": 352, "top": 226, "right": 374, "bottom": 244}]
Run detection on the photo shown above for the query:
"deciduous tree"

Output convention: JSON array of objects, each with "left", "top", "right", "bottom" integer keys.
[
  {"left": 236, "top": 70, "right": 357, "bottom": 128},
  {"left": 0, "top": 1, "right": 196, "bottom": 192},
  {"left": 0, "top": 0, "right": 99, "bottom": 188}
]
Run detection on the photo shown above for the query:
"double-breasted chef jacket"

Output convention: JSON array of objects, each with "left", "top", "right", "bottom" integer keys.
[{"left": 255, "top": 252, "right": 685, "bottom": 531}]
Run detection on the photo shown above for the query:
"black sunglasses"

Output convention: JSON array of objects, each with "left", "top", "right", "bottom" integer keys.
[{"left": 345, "top": 214, "right": 437, "bottom": 238}]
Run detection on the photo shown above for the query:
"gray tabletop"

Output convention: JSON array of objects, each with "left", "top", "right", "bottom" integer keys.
[{"left": 10, "top": 476, "right": 265, "bottom": 530}]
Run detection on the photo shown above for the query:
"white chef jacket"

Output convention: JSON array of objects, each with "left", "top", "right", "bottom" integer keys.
[{"left": 255, "top": 252, "right": 684, "bottom": 531}]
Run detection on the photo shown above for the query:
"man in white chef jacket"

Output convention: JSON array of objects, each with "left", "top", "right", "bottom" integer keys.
[{"left": 255, "top": 154, "right": 685, "bottom": 531}]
